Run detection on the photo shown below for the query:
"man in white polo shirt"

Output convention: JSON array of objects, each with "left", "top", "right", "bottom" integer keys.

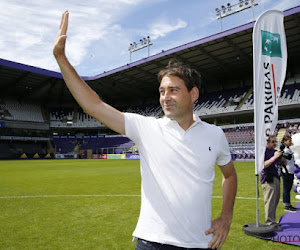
[{"left": 53, "top": 11, "right": 237, "bottom": 250}]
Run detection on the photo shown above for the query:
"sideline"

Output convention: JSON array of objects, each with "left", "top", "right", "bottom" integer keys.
[
  {"left": 0, "top": 194, "right": 140, "bottom": 199},
  {"left": 0, "top": 194, "right": 298, "bottom": 202}
]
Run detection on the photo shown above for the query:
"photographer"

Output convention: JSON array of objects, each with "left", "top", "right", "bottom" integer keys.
[
  {"left": 261, "top": 135, "right": 282, "bottom": 227},
  {"left": 281, "top": 136, "right": 297, "bottom": 213}
]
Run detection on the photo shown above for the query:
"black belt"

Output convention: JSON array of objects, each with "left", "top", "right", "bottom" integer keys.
[{"left": 136, "top": 238, "right": 214, "bottom": 250}]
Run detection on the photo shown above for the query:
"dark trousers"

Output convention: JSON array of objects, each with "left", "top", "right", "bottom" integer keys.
[
  {"left": 135, "top": 239, "right": 212, "bottom": 250},
  {"left": 282, "top": 173, "right": 294, "bottom": 206}
]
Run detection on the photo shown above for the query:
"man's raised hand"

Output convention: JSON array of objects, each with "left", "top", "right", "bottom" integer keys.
[
  {"left": 53, "top": 11, "right": 69, "bottom": 59},
  {"left": 51, "top": 10, "right": 125, "bottom": 135}
]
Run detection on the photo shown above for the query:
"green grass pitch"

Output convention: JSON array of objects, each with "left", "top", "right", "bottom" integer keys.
[{"left": 0, "top": 160, "right": 296, "bottom": 249}]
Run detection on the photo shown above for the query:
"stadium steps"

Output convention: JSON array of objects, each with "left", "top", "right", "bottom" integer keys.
[
  {"left": 4, "top": 110, "right": 12, "bottom": 118},
  {"left": 73, "top": 108, "right": 78, "bottom": 123},
  {"left": 277, "top": 128, "right": 287, "bottom": 142},
  {"left": 73, "top": 144, "right": 80, "bottom": 153},
  {"left": 47, "top": 140, "right": 56, "bottom": 155},
  {"left": 0, "top": 104, "right": 12, "bottom": 118},
  {"left": 127, "top": 145, "right": 138, "bottom": 153},
  {"left": 41, "top": 106, "right": 48, "bottom": 122},
  {"left": 0, "top": 106, "right": 4, "bottom": 118},
  {"left": 235, "top": 87, "right": 253, "bottom": 111}
]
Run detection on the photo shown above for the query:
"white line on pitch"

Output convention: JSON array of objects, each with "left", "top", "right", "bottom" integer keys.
[
  {"left": 212, "top": 196, "right": 262, "bottom": 200},
  {"left": 0, "top": 194, "right": 141, "bottom": 199},
  {"left": 213, "top": 196, "right": 299, "bottom": 203},
  {"left": 0, "top": 195, "right": 299, "bottom": 203}
]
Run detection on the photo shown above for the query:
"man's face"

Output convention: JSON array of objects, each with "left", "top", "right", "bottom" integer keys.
[
  {"left": 267, "top": 138, "right": 277, "bottom": 149},
  {"left": 159, "top": 75, "right": 198, "bottom": 120}
]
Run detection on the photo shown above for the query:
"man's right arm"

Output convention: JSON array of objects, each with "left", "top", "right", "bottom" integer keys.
[
  {"left": 53, "top": 11, "right": 125, "bottom": 135},
  {"left": 264, "top": 151, "right": 282, "bottom": 168}
]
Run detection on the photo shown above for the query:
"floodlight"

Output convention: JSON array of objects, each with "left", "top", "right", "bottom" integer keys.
[
  {"left": 128, "top": 36, "right": 153, "bottom": 62},
  {"left": 227, "top": 3, "right": 231, "bottom": 11},
  {"left": 214, "top": 0, "right": 258, "bottom": 32},
  {"left": 221, "top": 5, "right": 225, "bottom": 12}
]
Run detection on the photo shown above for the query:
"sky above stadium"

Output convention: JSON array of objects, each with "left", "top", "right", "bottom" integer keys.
[{"left": 0, "top": 0, "right": 299, "bottom": 76}]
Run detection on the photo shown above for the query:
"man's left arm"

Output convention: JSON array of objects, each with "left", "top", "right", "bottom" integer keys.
[{"left": 205, "top": 160, "right": 237, "bottom": 250}]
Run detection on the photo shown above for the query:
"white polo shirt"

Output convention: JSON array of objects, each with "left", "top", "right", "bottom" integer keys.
[
  {"left": 124, "top": 113, "right": 231, "bottom": 248},
  {"left": 284, "top": 147, "right": 295, "bottom": 174}
]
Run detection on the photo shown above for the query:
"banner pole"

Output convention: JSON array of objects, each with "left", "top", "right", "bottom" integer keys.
[
  {"left": 243, "top": 10, "right": 287, "bottom": 237},
  {"left": 255, "top": 174, "right": 260, "bottom": 227}
]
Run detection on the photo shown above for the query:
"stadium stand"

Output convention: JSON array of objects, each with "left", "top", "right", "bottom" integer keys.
[
  {"left": 53, "top": 136, "right": 77, "bottom": 154},
  {"left": 223, "top": 125, "right": 254, "bottom": 144},
  {"left": 0, "top": 127, "right": 48, "bottom": 137},
  {"left": 0, "top": 78, "right": 298, "bottom": 129},
  {"left": 240, "top": 92, "right": 254, "bottom": 111},
  {"left": 222, "top": 120, "right": 300, "bottom": 161},
  {"left": 76, "top": 109, "right": 103, "bottom": 127},
  {"left": 195, "top": 86, "right": 249, "bottom": 115},
  {"left": 126, "top": 104, "right": 163, "bottom": 118},
  {"left": 50, "top": 108, "right": 103, "bottom": 128},
  {"left": 221, "top": 123, "right": 255, "bottom": 161},
  {"left": 50, "top": 108, "right": 74, "bottom": 127},
  {"left": 0, "top": 99, "right": 44, "bottom": 122},
  {"left": 230, "top": 144, "right": 255, "bottom": 161},
  {"left": 1, "top": 81, "right": 299, "bottom": 159},
  {"left": 0, "top": 140, "right": 49, "bottom": 159},
  {"left": 285, "top": 122, "right": 300, "bottom": 136},
  {"left": 82, "top": 136, "right": 134, "bottom": 154},
  {"left": 118, "top": 79, "right": 300, "bottom": 118},
  {"left": 52, "top": 135, "right": 134, "bottom": 154},
  {"left": 0, "top": 141, "right": 15, "bottom": 159},
  {"left": 279, "top": 82, "right": 300, "bottom": 105},
  {"left": 241, "top": 80, "right": 300, "bottom": 110}
]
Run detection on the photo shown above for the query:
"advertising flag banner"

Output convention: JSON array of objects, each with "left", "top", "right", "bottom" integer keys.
[{"left": 253, "top": 10, "right": 287, "bottom": 175}]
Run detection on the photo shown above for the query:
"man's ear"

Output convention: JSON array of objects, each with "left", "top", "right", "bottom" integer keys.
[{"left": 191, "top": 86, "right": 199, "bottom": 103}]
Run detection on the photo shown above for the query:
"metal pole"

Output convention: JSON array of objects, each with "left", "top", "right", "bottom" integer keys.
[
  {"left": 251, "top": 5, "right": 255, "bottom": 21},
  {"left": 220, "top": 18, "right": 222, "bottom": 32},
  {"left": 148, "top": 44, "right": 150, "bottom": 57},
  {"left": 130, "top": 51, "right": 132, "bottom": 63},
  {"left": 255, "top": 174, "right": 260, "bottom": 227}
]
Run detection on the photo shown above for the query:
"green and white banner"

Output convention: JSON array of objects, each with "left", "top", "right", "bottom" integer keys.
[{"left": 253, "top": 10, "right": 287, "bottom": 175}]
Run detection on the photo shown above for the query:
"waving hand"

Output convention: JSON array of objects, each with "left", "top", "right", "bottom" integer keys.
[{"left": 53, "top": 11, "right": 69, "bottom": 58}]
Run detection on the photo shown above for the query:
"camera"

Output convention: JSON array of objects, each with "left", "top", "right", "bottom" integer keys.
[
  {"left": 279, "top": 142, "right": 294, "bottom": 176},
  {"left": 279, "top": 143, "right": 293, "bottom": 160}
]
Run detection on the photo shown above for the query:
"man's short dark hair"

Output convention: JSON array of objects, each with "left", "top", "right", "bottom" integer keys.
[
  {"left": 267, "top": 135, "right": 277, "bottom": 142},
  {"left": 157, "top": 59, "right": 202, "bottom": 92}
]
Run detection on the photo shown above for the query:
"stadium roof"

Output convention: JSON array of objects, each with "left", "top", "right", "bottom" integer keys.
[{"left": 0, "top": 5, "right": 300, "bottom": 105}]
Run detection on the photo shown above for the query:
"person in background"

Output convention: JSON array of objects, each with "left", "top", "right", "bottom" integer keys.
[
  {"left": 261, "top": 135, "right": 282, "bottom": 229},
  {"left": 281, "top": 135, "right": 297, "bottom": 212}
]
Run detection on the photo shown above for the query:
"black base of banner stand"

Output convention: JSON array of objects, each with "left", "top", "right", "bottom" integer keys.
[{"left": 242, "top": 223, "right": 275, "bottom": 238}]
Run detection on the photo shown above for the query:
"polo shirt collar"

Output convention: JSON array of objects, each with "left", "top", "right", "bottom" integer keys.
[{"left": 162, "top": 114, "right": 202, "bottom": 131}]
